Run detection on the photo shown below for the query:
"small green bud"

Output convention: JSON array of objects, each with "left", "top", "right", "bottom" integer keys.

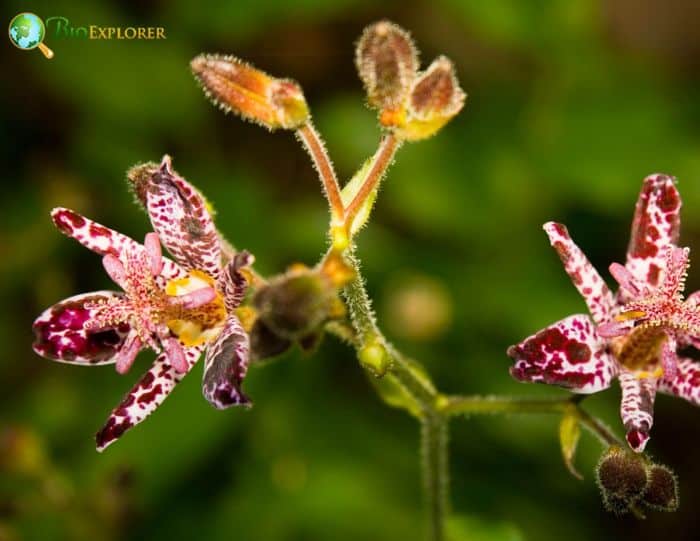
[
  {"left": 596, "top": 446, "right": 648, "bottom": 514},
  {"left": 359, "top": 340, "right": 390, "bottom": 377},
  {"left": 642, "top": 465, "right": 679, "bottom": 512}
]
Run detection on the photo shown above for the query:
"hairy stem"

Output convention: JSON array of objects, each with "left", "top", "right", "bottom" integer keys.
[
  {"left": 296, "top": 121, "right": 344, "bottom": 223},
  {"left": 442, "top": 394, "right": 624, "bottom": 448},
  {"left": 342, "top": 251, "right": 446, "bottom": 539},
  {"left": 441, "top": 395, "right": 570, "bottom": 415},
  {"left": 422, "top": 413, "right": 449, "bottom": 541},
  {"left": 344, "top": 134, "right": 401, "bottom": 230}
]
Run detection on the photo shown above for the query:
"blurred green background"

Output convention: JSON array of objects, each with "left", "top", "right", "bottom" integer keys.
[{"left": 3, "top": 0, "right": 700, "bottom": 540}]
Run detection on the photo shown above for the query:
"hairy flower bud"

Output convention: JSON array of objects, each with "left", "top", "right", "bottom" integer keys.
[
  {"left": 355, "top": 20, "right": 418, "bottom": 111},
  {"left": 596, "top": 446, "right": 648, "bottom": 514},
  {"left": 642, "top": 465, "right": 678, "bottom": 512},
  {"left": 253, "top": 266, "right": 339, "bottom": 341},
  {"left": 355, "top": 21, "right": 466, "bottom": 142},
  {"left": 191, "top": 54, "right": 309, "bottom": 130},
  {"left": 395, "top": 56, "right": 466, "bottom": 141}
]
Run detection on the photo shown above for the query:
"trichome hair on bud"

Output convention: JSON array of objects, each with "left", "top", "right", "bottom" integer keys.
[
  {"left": 642, "top": 465, "right": 679, "bottom": 512},
  {"left": 409, "top": 56, "right": 465, "bottom": 121},
  {"left": 355, "top": 20, "right": 418, "bottom": 111},
  {"left": 596, "top": 446, "right": 648, "bottom": 514},
  {"left": 355, "top": 20, "right": 466, "bottom": 141},
  {"left": 191, "top": 54, "right": 309, "bottom": 130},
  {"left": 252, "top": 267, "right": 336, "bottom": 341}
]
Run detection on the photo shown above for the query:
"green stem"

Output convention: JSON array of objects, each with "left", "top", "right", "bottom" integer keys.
[
  {"left": 422, "top": 413, "right": 448, "bottom": 541},
  {"left": 442, "top": 394, "right": 624, "bottom": 448},
  {"left": 342, "top": 250, "right": 447, "bottom": 539},
  {"left": 441, "top": 395, "right": 570, "bottom": 416}
]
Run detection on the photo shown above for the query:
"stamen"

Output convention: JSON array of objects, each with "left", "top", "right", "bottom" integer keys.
[
  {"left": 635, "top": 366, "right": 664, "bottom": 380},
  {"left": 102, "top": 255, "right": 127, "bottom": 289},
  {"left": 609, "top": 262, "right": 641, "bottom": 296},
  {"left": 170, "top": 286, "right": 217, "bottom": 309},
  {"left": 144, "top": 233, "right": 164, "bottom": 277},
  {"left": 163, "top": 336, "right": 188, "bottom": 373},
  {"left": 115, "top": 332, "right": 142, "bottom": 374},
  {"left": 598, "top": 320, "right": 632, "bottom": 338},
  {"left": 614, "top": 310, "right": 646, "bottom": 322}
]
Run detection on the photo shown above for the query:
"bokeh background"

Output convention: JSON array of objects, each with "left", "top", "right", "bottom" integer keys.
[{"left": 3, "top": 1, "right": 700, "bottom": 540}]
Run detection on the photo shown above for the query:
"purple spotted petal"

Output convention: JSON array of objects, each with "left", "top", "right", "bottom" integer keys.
[
  {"left": 625, "top": 174, "right": 681, "bottom": 290},
  {"left": 95, "top": 345, "right": 204, "bottom": 451},
  {"left": 508, "top": 314, "right": 617, "bottom": 393},
  {"left": 145, "top": 156, "right": 222, "bottom": 279},
  {"left": 32, "top": 291, "right": 130, "bottom": 365},
  {"left": 202, "top": 316, "right": 250, "bottom": 409},
  {"left": 543, "top": 222, "right": 615, "bottom": 324},
  {"left": 51, "top": 208, "right": 185, "bottom": 282},
  {"left": 619, "top": 369, "right": 659, "bottom": 452},
  {"left": 659, "top": 357, "right": 700, "bottom": 405},
  {"left": 218, "top": 251, "right": 253, "bottom": 312}
]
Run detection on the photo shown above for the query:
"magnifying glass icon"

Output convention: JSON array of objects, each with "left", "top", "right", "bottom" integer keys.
[{"left": 8, "top": 13, "right": 54, "bottom": 59}]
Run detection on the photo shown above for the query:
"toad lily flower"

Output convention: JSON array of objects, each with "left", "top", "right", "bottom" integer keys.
[
  {"left": 33, "top": 156, "right": 253, "bottom": 451},
  {"left": 508, "top": 174, "right": 700, "bottom": 452}
]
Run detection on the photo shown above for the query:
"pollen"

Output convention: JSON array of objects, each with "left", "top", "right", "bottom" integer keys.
[{"left": 615, "top": 310, "right": 646, "bottom": 322}]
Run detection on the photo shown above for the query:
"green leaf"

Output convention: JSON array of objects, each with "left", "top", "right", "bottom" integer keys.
[
  {"left": 341, "top": 158, "right": 378, "bottom": 235},
  {"left": 367, "top": 373, "right": 422, "bottom": 419},
  {"left": 559, "top": 408, "right": 583, "bottom": 480}
]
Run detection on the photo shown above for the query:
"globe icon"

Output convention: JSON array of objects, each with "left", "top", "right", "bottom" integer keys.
[{"left": 8, "top": 12, "right": 54, "bottom": 58}]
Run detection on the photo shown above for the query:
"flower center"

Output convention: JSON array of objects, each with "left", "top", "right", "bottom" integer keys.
[{"left": 165, "top": 270, "right": 226, "bottom": 346}]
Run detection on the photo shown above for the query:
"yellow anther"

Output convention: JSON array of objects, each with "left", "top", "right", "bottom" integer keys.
[
  {"left": 635, "top": 366, "right": 664, "bottom": 380},
  {"left": 614, "top": 310, "right": 646, "bottom": 322}
]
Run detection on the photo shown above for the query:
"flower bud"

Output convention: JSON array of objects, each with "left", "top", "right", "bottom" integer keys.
[
  {"left": 596, "top": 446, "right": 648, "bottom": 514},
  {"left": 252, "top": 266, "right": 338, "bottom": 341},
  {"left": 191, "top": 54, "right": 309, "bottom": 130},
  {"left": 249, "top": 319, "right": 292, "bottom": 363},
  {"left": 394, "top": 56, "right": 466, "bottom": 141},
  {"left": 355, "top": 20, "right": 418, "bottom": 111},
  {"left": 359, "top": 339, "right": 390, "bottom": 377},
  {"left": 641, "top": 465, "right": 678, "bottom": 512}
]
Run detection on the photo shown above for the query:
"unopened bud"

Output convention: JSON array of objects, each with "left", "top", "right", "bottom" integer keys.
[
  {"left": 249, "top": 320, "right": 292, "bottom": 363},
  {"left": 359, "top": 339, "right": 390, "bottom": 377},
  {"left": 596, "top": 446, "right": 648, "bottom": 514},
  {"left": 191, "top": 54, "right": 309, "bottom": 130},
  {"left": 253, "top": 268, "right": 335, "bottom": 341},
  {"left": 642, "top": 465, "right": 678, "bottom": 512},
  {"left": 396, "top": 56, "right": 466, "bottom": 141},
  {"left": 355, "top": 20, "right": 418, "bottom": 110}
]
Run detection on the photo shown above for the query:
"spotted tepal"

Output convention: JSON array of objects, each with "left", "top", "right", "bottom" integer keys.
[{"left": 8, "top": 12, "right": 54, "bottom": 58}]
